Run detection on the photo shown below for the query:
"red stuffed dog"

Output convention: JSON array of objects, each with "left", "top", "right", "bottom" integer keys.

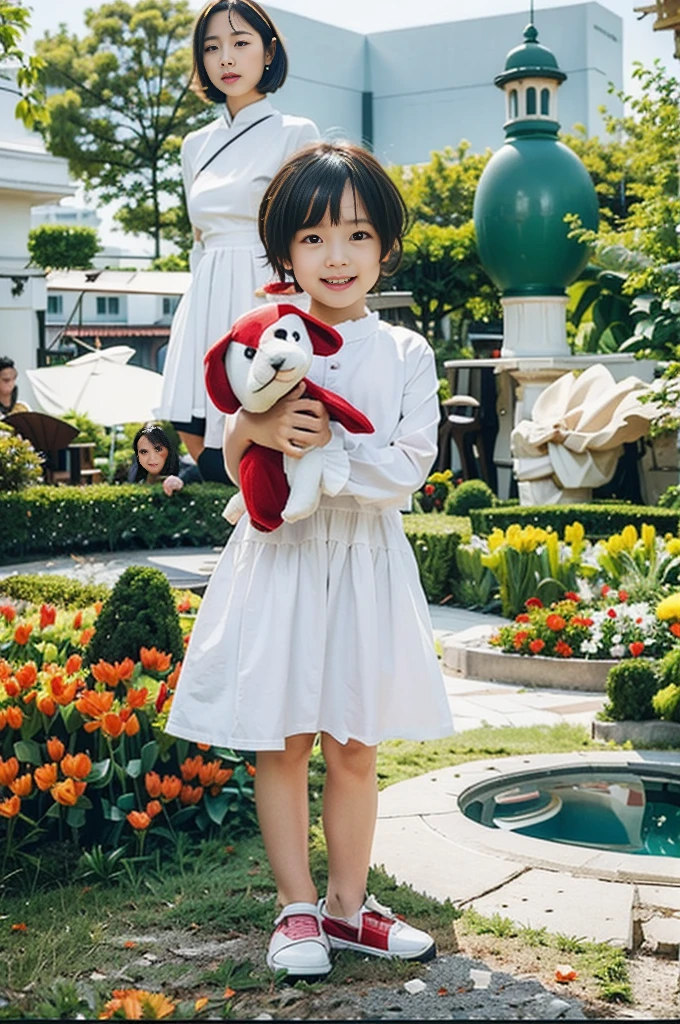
[{"left": 204, "top": 304, "right": 373, "bottom": 532}]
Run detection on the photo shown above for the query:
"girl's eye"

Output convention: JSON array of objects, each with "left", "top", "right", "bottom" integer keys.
[
  {"left": 351, "top": 230, "right": 371, "bottom": 241},
  {"left": 301, "top": 234, "right": 321, "bottom": 244},
  {"left": 204, "top": 44, "right": 217, "bottom": 52},
  {"left": 235, "top": 40, "right": 249, "bottom": 46}
]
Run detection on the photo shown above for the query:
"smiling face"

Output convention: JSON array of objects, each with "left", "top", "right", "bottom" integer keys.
[
  {"left": 202, "top": 8, "right": 274, "bottom": 115},
  {"left": 287, "top": 183, "right": 383, "bottom": 326},
  {"left": 136, "top": 437, "right": 169, "bottom": 477},
  {"left": 225, "top": 313, "right": 313, "bottom": 413}
]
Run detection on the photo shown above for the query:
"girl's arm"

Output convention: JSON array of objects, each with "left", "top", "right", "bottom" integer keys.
[
  {"left": 223, "top": 383, "right": 331, "bottom": 484},
  {"left": 331, "top": 343, "right": 440, "bottom": 507}
]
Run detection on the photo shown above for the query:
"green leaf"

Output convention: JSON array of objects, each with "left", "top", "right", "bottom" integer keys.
[
  {"left": 140, "top": 740, "right": 159, "bottom": 775},
  {"left": 13, "top": 739, "right": 42, "bottom": 765},
  {"left": 126, "top": 758, "right": 141, "bottom": 779},
  {"left": 67, "top": 806, "right": 86, "bottom": 829},
  {"left": 116, "top": 792, "right": 136, "bottom": 812},
  {"left": 168, "top": 805, "right": 199, "bottom": 828},
  {"left": 204, "top": 791, "right": 230, "bottom": 826},
  {"left": 46, "top": 802, "right": 62, "bottom": 819},
  {"left": 86, "top": 758, "right": 111, "bottom": 786}
]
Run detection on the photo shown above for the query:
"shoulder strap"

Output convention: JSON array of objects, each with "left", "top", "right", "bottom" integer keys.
[{"left": 194, "top": 114, "right": 274, "bottom": 179}]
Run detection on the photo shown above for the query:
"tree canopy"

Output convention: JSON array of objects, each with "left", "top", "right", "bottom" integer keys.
[
  {"left": 35, "top": 0, "right": 213, "bottom": 259},
  {"left": 0, "top": 0, "right": 45, "bottom": 126}
]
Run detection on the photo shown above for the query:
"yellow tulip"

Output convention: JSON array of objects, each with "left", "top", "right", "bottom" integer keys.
[
  {"left": 656, "top": 593, "right": 680, "bottom": 621},
  {"left": 641, "top": 523, "right": 656, "bottom": 557},
  {"left": 667, "top": 538, "right": 680, "bottom": 557},
  {"left": 621, "top": 524, "right": 638, "bottom": 551}
]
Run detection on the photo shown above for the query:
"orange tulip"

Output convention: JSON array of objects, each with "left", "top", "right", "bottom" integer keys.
[
  {"left": 100, "top": 990, "right": 176, "bottom": 1021},
  {"left": 160, "top": 775, "right": 182, "bottom": 801},
  {"left": 61, "top": 752, "right": 92, "bottom": 780},
  {"left": 46, "top": 736, "right": 66, "bottom": 762},
  {"left": 198, "top": 759, "right": 222, "bottom": 787},
  {"left": 0, "top": 795, "right": 20, "bottom": 818},
  {"left": 3, "top": 679, "right": 19, "bottom": 698},
  {"left": 72, "top": 610, "right": 83, "bottom": 630},
  {"left": 65, "top": 654, "right": 83, "bottom": 676},
  {"left": 6, "top": 706, "right": 23, "bottom": 729},
  {"left": 146, "top": 799, "right": 162, "bottom": 818},
  {"left": 74, "top": 781, "right": 87, "bottom": 798},
  {"left": 127, "top": 810, "right": 151, "bottom": 831},
  {"left": 126, "top": 687, "right": 148, "bottom": 709},
  {"left": 13, "top": 624, "right": 32, "bottom": 646},
  {"left": 10, "top": 773, "right": 32, "bottom": 798},
  {"left": 36, "top": 695, "right": 56, "bottom": 717},
  {"left": 124, "top": 713, "right": 140, "bottom": 737},
  {"left": 140, "top": 647, "right": 172, "bottom": 673},
  {"left": 52, "top": 778, "right": 78, "bottom": 806},
  {"left": 34, "top": 762, "right": 58, "bottom": 791},
  {"left": 93, "top": 601, "right": 103, "bottom": 615},
  {"left": 50, "top": 677, "right": 77, "bottom": 705},
  {"left": 91, "top": 658, "right": 135, "bottom": 687},
  {"left": 145, "top": 771, "right": 161, "bottom": 798},
  {"left": 76, "top": 689, "right": 114, "bottom": 719},
  {"left": 180, "top": 784, "right": 204, "bottom": 806},
  {"left": 166, "top": 662, "right": 182, "bottom": 690},
  {"left": 15, "top": 663, "right": 37, "bottom": 690},
  {"left": 213, "top": 768, "right": 233, "bottom": 787},
  {"left": 40, "top": 604, "right": 56, "bottom": 630},
  {"left": 101, "top": 713, "right": 124, "bottom": 738},
  {"left": 180, "top": 755, "right": 203, "bottom": 782},
  {"left": 0, "top": 604, "right": 16, "bottom": 623},
  {"left": 0, "top": 710, "right": 6, "bottom": 731},
  {"left": 0, "top": 757, "right": 19, "bottom": 785},
  {"left": 245, "top": 763, "right": 256, "bottom": 777},
  {"left": 196, "top": 742, "right": 210, "bottom": 751},
  {"left": 22, "top": 690, "right": 36, "bottom": 705},
  {"left": 79, "top": 627, "right": 95, "bottom": 646}
]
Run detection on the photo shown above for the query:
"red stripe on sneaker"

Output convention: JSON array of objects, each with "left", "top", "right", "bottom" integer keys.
[
  {"left": 360, "top": 912, "right": 391, "bottom": 951},
  {"left": 321, "top": 918, "right": 360, "bottom": 944}
]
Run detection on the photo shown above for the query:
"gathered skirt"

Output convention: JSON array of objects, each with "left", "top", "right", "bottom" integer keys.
[{"left": 165, "top": 498, "right": 454, "bottom": 750}]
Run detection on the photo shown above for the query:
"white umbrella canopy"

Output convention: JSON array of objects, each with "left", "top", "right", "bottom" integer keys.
[{"left": 27, "top": 346, "right": 164, "bottom": 428}]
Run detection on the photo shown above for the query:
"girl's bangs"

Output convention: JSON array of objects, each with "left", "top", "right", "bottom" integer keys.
[{"left": 297, "top": 160, "right": 358, "bottom": 230}]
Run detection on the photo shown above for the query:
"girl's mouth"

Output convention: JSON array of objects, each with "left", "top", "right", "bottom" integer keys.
[
  {"left": 321, "top": 277, "right": 356, "bottom": 291},
  {"left": 221, "top": 73, "right": 240, "bottom": 83}
]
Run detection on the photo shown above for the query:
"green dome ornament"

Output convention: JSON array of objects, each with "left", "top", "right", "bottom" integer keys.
[{"left": 473, "top": 20, "right": 599, "bottom": 302}]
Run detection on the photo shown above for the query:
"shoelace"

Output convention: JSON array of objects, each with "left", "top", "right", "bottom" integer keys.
[{"left": 280, "top": 913, "right": 320, "bottom": 940}]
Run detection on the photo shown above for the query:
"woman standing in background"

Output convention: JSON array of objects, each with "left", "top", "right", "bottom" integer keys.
[{"left": 157, "top": 0, "right": 319, "bottom": 483}]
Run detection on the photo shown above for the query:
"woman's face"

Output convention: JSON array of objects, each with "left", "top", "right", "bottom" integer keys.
[
  {"left": 202, "top": 9, "right": 273, "bottom": 109},
  {"left": 136, "top": 437, "right": 168, "bottom": 476},
  {"left": 0, "top": 367, "right": 17, "bottom": 403}
]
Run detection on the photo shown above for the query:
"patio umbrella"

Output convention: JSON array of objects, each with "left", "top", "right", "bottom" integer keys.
[{"left": 26, "top": 346, "right": 163, "bottom": 428}]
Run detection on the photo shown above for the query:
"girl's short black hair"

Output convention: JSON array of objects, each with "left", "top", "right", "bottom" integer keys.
[
  {"left": 0, "top": 356, "right": 18, "bottom": 411},
  {"left": 131, "top": 424, "right": 179, "bottom": 482},
  {"left": 192, "top": 0, "right": 287, "bottom": 103},
  {"left": 258, "top": 141, "right": 409, "bottom": 285}
]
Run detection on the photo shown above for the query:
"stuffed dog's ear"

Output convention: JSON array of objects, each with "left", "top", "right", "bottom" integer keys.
[
  {"left": 276, "top": 304, "right": 343, "bottom": 356},
  {"left": 204, "top": 333, "right": 239, "bottom": 413}
]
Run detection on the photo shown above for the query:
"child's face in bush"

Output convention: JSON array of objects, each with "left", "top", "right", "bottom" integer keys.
[{"left": 136, "top": 439, "right": 168, "bottom": 476}]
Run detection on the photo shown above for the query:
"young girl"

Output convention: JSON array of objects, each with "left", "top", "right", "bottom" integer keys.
[
  {"left": 166, "top": 141, "right": 454, "bottom": 979},
  {"left": 156, "top": 0, "right": 319, "bottom": 484},
  {"left": 129, "top": 424, "right": 184, "bottom": 496}
]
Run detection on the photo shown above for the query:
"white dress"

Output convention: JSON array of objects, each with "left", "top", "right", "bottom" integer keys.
[
  {"left": 156, "top": 98, "right": 319, "bottom": 448},
  {"left": 166, "top": 313, "right": 454, "bottom": 750}
]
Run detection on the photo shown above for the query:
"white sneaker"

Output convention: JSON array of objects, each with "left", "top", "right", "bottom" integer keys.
[
  {"left": 266, "top": 902, "right": 332, "bottom": 978},
  {"left": 320, "top": 894, "right": 436, "bottom": 961}
]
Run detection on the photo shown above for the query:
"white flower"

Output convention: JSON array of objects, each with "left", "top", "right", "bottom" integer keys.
[
  {"left": 611, "top": 633, "right": 622, "bottom": 644},
  {"left": 581, "top": 639, "right": 598, "bottom": 654},
  {"left": 576, "top": 579, "right": 594, "bottom": 601},
  {"left": 610, "top": 644, "right": 625, "bottom": 658}
]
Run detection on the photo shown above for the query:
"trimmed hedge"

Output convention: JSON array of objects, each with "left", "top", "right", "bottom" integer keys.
[
  {"left": 0, "top": 573, "right": 110, "bottom": 608},
  {"left": 402, "top": 512, "right": 467, "bottom": 603},
  {"left": 0, "top": 483, "right": 237, "bottom": 561},
  {"left": 469, "top": 503, "right": 680, "bottom": 538}
]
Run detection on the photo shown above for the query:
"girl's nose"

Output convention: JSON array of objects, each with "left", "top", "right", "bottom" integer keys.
[{"left": 325, "top": 249, "right": 349, "bottom": 267}]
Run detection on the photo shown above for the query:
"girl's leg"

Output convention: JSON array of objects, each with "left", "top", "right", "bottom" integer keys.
[
  {"left": 178, "top": 430, "right": 204, "bottom": 464},
  {"left": 255, "top": 732, "right": 318, "bottom": 907},
  {"left": 320, "top": 733, "right": 378, "bottom": 918}
]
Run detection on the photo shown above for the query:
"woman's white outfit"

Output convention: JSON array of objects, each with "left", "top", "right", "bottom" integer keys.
[
  {"left": 166, "top": 313, "right": 454, "bottom": 750},
  {"left": 156, "top": 98, "right": 319, "bottom": 449}
]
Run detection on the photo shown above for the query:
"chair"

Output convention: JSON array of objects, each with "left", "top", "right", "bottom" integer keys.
[
  {"left": 3, "top": 411, "right": 79, "bottom": 484},
  {"left": 435, "top": 394, "right": 492, "bottom": 484}
]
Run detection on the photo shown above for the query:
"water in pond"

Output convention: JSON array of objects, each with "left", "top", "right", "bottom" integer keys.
[{"left": 461, "top": 767, "right": 680, "bottom": 856}]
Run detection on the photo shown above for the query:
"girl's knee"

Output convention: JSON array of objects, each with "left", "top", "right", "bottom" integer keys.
[
  {"left": 321, "top": 733, "right": 377, "bottom": 778},
  {"left": 258, "top": 733, "right": 316, "bottom": 769}
]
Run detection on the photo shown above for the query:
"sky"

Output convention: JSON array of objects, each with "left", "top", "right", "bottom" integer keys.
[{"left": 23, "top": 0, "right": 678, "bottom": 253}]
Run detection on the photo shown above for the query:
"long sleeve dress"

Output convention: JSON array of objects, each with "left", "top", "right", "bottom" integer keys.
[
  {"left": 166, "top": 312, "right": 454, "bottom": 750},
  {"left": 156, "top": 98, "right": 319, "bottom": 450}
]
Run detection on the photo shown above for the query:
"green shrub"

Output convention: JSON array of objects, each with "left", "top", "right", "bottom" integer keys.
[
  {"left": 61, "top": 410, "right": 109, "bottom": 458},
  {"left": 87, "top": 565, "right": 184, "bottom": 666},
  {"left": 0, "top": 424, "right": 43, "bottom": 491},
  {"left": 657, "top": 645, "right": 680, "bottom": 687},
  {"left": 446, "top": 479, "right": 496, "bottom": 516},
  {"left": 28, "top": 223, "right": 100, "bottom": 269},
  {"left": 0, "top": 483, "right": 236, "bottom": 561},
  {"left": 0, "top": 573, "right": 109, "bottom": 608},
  {"left": 469, "top": 503, "right": 680, "bottom": 538},
  {"left": 402, "top": 513, "right": 465, "bottom": 603},
  {"left": 604, "top": 659, "right": 660, "bottom": 721},
  {"left": 659, "top": 485, "right": 680, "bottom": 509},
  {"left": 652, "top": 683, "right": 680, "bottom": 722}
]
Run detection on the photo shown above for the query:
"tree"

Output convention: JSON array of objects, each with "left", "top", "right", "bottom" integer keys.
[
  {"left": 36, "top": 0, "right": 213, "bottom": 259},
  {"left": 387, "top": 144, "right": 500, "bottom": 343},
  {"left": 0, "top": 1, "right": 45, "bottom": 127},
  {"left": 28, "top": 224, "right": 101, "bottom": 270}
]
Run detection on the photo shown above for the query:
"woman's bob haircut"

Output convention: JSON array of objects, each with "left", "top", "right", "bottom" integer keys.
[
  {"left": 192, "top": 0, "right": 287, "bottom": 102},
  {"left": 259, "top": 141, "right": 409, "bottom": 285},
  {"left": 131, "top": 424, "right": 180, "bottom": 482}
]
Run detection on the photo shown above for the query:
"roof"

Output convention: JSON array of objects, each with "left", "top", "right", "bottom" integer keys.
[
  {"left": 46, "top": 269, "right": 191, "bottom": 296},
  {"left": 494, "top": 23, "right": 567, "bottom": 88},
  {"left": 61, "top": 325, "right": 170, "bottom": 338}
]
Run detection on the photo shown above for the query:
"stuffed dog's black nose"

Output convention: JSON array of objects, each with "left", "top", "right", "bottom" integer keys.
[{"left": 270, "top": 357, "right": 285, "bottom": 371}]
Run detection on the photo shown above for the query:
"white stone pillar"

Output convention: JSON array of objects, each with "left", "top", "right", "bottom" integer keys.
[{"left": 501, "top": 295, "right": 570, "bottom": 358}]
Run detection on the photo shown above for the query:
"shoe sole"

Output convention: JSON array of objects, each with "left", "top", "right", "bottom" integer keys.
[
  {"left": 266, "top": 956, "right": 332, "bottom": 979},
  {"left": 325, "top": 936, "right": 437, "bottom": 962}
]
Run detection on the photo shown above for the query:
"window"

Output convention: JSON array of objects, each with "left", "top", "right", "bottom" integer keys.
[
  {"left": 509, "top": 89, "right": 518, "bottom": 119},
  {"left": 162, "top": 296, "right": 180, "bottom": 316},
  {"left": 541, "top": 88, "right": 550, "bottom": 116},
  {"left": 526, "top": 87, "right": 536, "bottom": 115},
  {"left": 47, "top": 294, "right": 63, "bottom": 315},
  {"left": 96, "top": 296, "right": 120, "bottom": 316}
]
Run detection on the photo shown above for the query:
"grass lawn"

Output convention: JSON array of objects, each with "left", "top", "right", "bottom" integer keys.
[{"left": 0, "top": 722, "right": 635, "bottom": 1020}]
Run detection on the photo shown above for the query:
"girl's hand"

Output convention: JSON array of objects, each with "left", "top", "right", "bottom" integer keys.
[
  {"left": 163, "top": 475, "right": 184, "bottom": 496},
  {"left": 242, "top": 383, "right": 332, "bottom": 459}
]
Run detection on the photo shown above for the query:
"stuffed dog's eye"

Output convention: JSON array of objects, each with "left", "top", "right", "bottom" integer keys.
[
  {"left": 292, "top": 331, "right": 300, "bottom": 341},
  {"left": 244, "top": 347, "right": 256, "bottom": 360}
]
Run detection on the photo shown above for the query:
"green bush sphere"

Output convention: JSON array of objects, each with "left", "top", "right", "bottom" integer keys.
[
  {"left": 652, "top": 683, "right": 680, "bottom": 722},
  {"left": 446, "top": 479, "right": 496, "bottom": 516},
  {"left": 604, "top": 658, "right": 660, "bottom": 721},
  {"left": 86, "top": 566, "right": 183, "bottom": 667}
]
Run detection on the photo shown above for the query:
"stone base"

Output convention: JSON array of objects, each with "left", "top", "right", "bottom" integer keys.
[
  {"left": 592, "top": 719, "right": 680, "bottom": 747},
  {"left": 443, "top": 625, "right": 614, "bottom": 691}
]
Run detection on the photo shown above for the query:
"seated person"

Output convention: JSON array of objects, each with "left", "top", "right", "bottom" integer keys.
[
  {"left": 0, "top": 356, "right": 30, "bottom": 418},
  {"left": 128, "top": 423, "right": 184, "bottom": 496}
]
